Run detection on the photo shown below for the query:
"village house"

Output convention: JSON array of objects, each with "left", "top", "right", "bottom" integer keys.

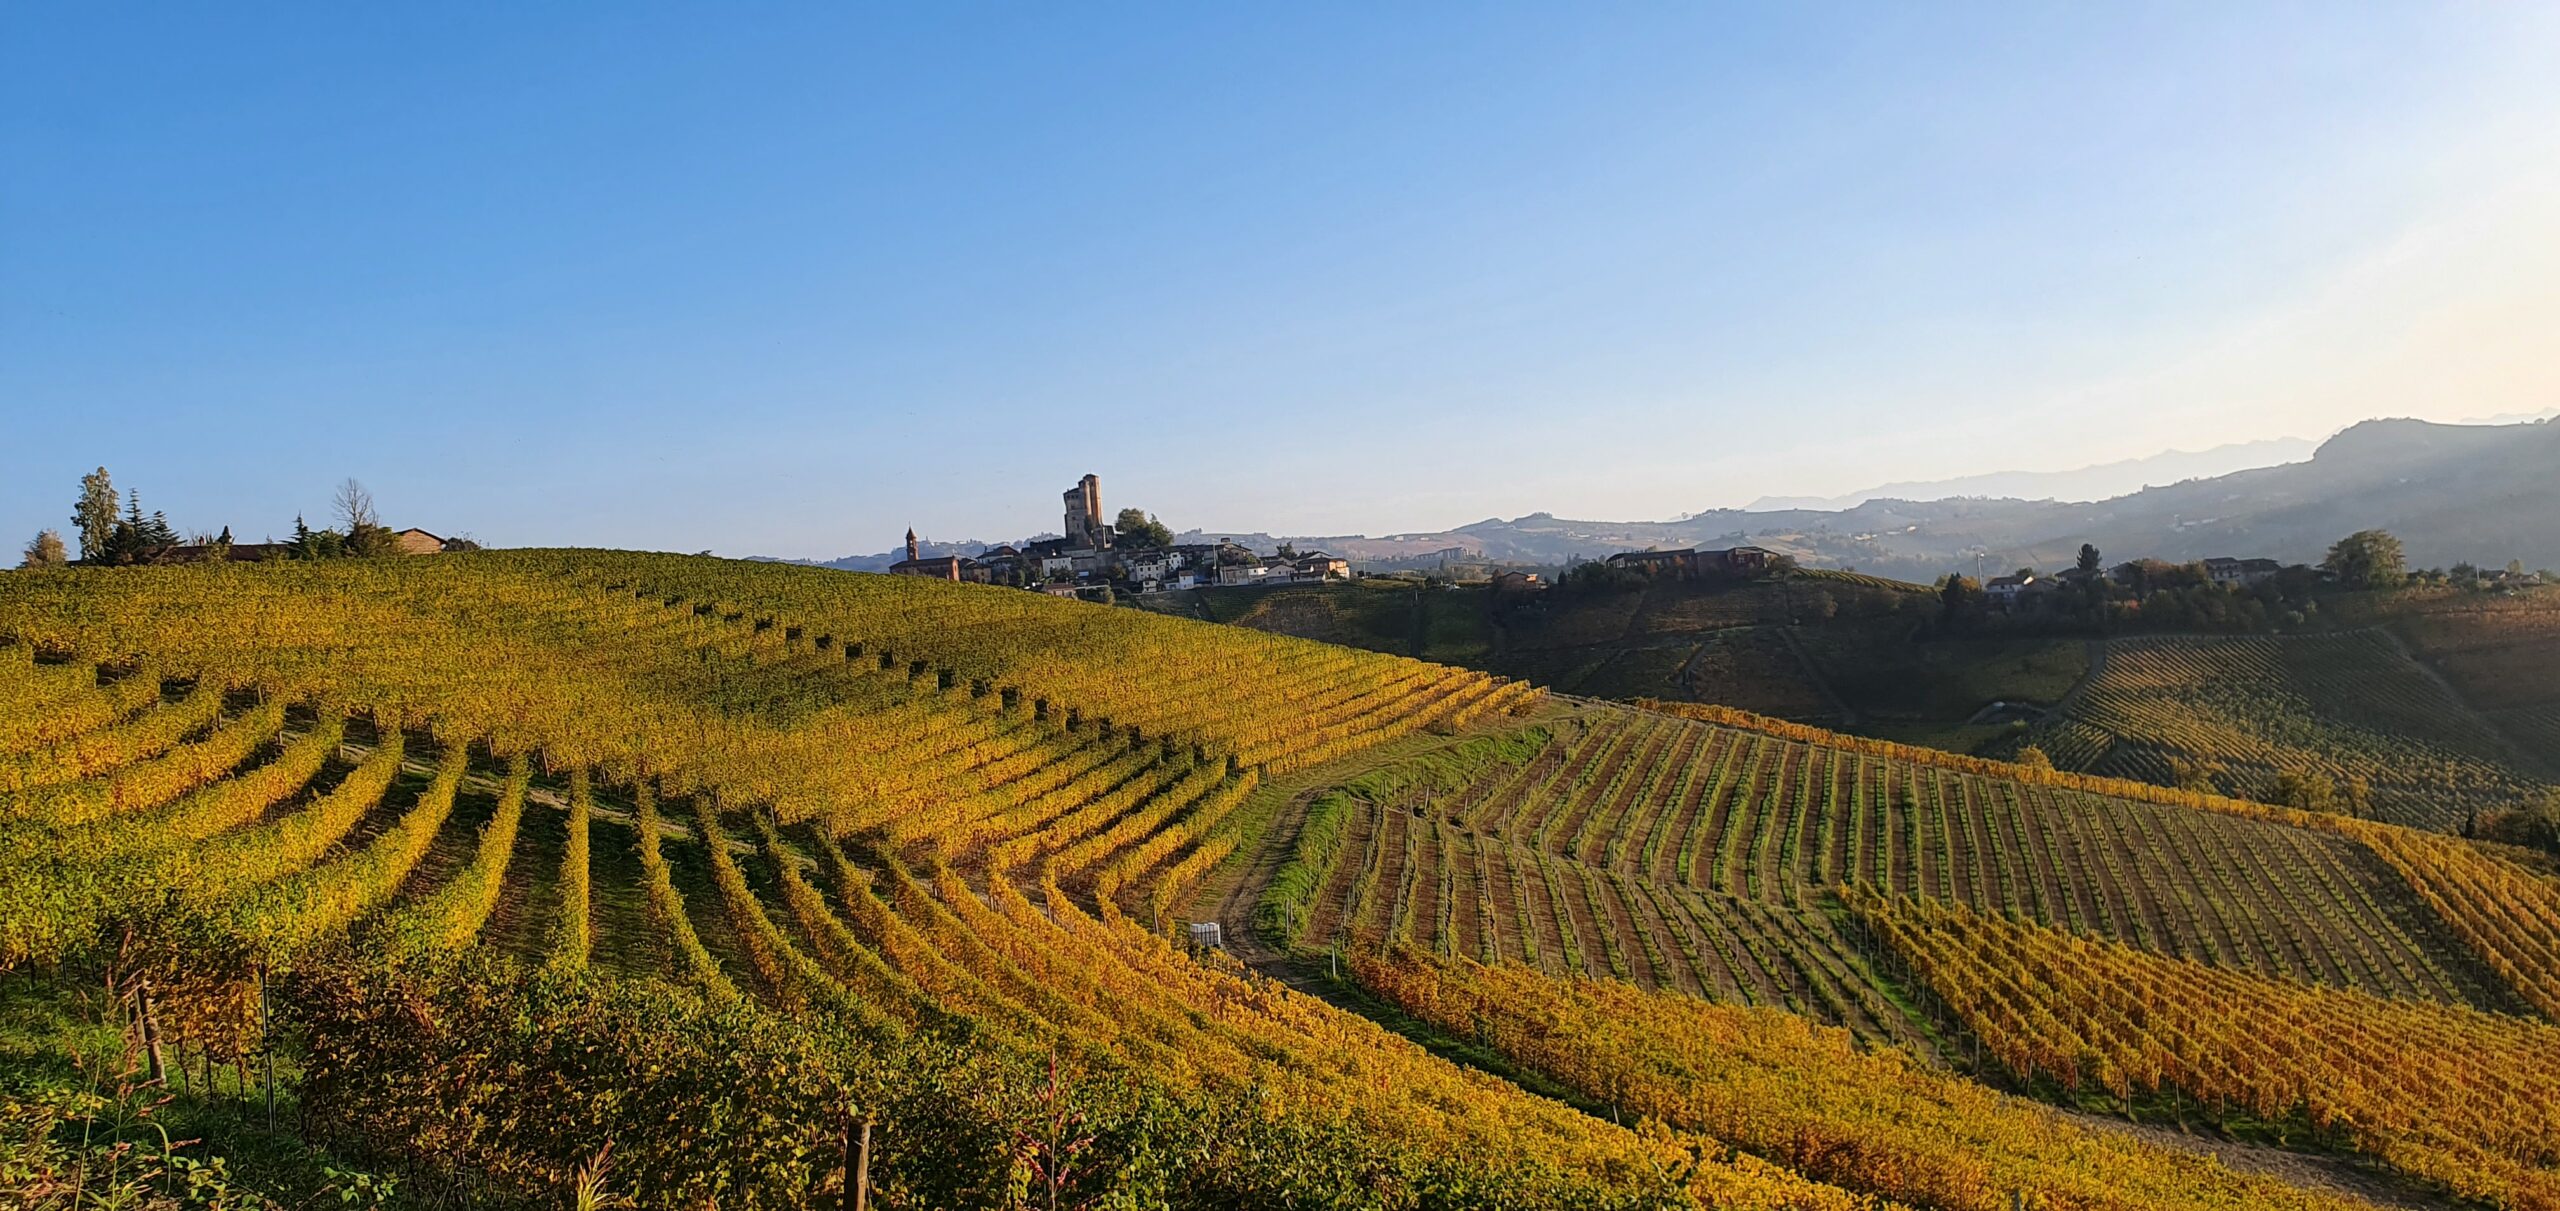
[
  {"left": 2202, "top": 557, "right": 2284, "bottom": 587},
  {"left": 882, "top": 474, "right": 1351, "bottom": 598},
  {"left": 889, "top": 528, "right": 980, "bottom": 582},
  {"left": 1126, "top": 551, "right": 1178, "bottom": 579},
  {"left": 1293, "top": 552, "right": 1350, "bottom": 581},
  {"left": 1713, "top": 546, "right": 1776, "bottom": 574},
  {"left": 393, "top": 528, "right": 451, "bottom": 555},
  {"left": 1984, "top": 573, "right": 2038, "bottom": 606}
]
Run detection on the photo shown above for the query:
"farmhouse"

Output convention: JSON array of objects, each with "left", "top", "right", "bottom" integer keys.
[
  {"left": 392, "top": 528, "right": 454, "bottom": 555},
  {"left": 1605, "top": 548, "right": 1696, "bottom": 573},
  {"left": 1602, "top": 546, "right": 1778, "bottom": 578},
  {"left": 1985, "top": 574, "right": 2038, "bottom": 606},
  {"left": 1294, "top": 552, "right": 1350, "bottom": 581},
  {"left": 2203, "top": 557, "right": 2283, "bottom": 587}
]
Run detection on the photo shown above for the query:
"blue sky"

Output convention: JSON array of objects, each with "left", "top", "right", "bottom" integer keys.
[{"left": 7, "top": 5, "right": 2559, "bottom": 558}]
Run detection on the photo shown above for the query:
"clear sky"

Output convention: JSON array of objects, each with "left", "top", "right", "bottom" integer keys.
[{"left": 7, "top": 5, "right": 2560, "bottom": 558}]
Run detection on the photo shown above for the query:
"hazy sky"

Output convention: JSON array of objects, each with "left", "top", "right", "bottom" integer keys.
[{"left": 8, "top": 5, "right": 2560, "bottom": 558}]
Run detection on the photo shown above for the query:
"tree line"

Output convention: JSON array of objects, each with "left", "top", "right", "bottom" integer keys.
[
  {"left": 1925, "top": 530, "right": 2550, "bottom": 638},
  {"left": 18, "top": 469, "right": 471, "bottom": 568}
]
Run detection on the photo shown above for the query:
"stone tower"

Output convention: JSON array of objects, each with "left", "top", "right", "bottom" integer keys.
[
  {"left": 1062, "top": 474, "right": 1103, "bottom": 547},
  {"left": 906, "top": 528, "right": 919, "bottom": 563}
]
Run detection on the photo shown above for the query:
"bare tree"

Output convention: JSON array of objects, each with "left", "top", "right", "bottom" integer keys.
[
  {"left": 333, "top": 479, "right": 380, "bottom": 534},
  {"left": 20, "top": 529, "right": 68, "bottom": 569}
]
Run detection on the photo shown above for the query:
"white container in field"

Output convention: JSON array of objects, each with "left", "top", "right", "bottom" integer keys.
[{"left": 1188, "top": 921, "right": 1224, "bottom": 950}]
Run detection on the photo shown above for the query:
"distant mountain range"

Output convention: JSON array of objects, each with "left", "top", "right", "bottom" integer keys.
[
  {"left": 1283, "top": 417, "right": 2559, "bottom": 579},
  {"left": 1739, "top": 437, "right": 2318, "bottom": 512},
  {"left": 777, "top": 416, "right": 2560, "bottom": 580}
]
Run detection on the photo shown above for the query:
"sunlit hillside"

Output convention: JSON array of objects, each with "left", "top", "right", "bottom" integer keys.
[{"left": 8, "top": 553, "right": 2560, "bottom": 1208}]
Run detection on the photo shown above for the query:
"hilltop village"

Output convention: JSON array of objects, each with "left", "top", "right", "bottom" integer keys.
[
  {"left": 890, "top": 473, "right": 1347, "bottom": 599},
  {"left": 879, "top": 473, "right": 2554, "bottom": 620}
]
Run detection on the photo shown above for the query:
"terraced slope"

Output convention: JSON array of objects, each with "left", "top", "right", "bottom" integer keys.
[
  {"left": 1354, "top": 949, "right": 2374, "bottom": 1211},
  {"left": 1257, "top": 695, "right": 2560, "bottom": 1205},
  {"left": 1258, "top": 701, "right": 2522, "bottom": 1039},
  {"left": 2011, "top": 632, "right": 2552, "bottom": 830},
  {"left": 12, "top": 556, "right": 2551, "bottom": 1209},
  {"left": 1863, "top": 895, "right": 2560, "bottom": 1210},
  {"left": 0, "top": 555, "right": 1909, "bottom": 1207}
]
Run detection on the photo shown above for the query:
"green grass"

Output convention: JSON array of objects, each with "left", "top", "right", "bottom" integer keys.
[{"left": 1, "top": 970, "right": 393, "bottom": 1207}]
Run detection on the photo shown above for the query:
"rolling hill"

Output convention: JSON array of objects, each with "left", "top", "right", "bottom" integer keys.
[
  {"left": 2003, "top": 630, "right": 2555, "bottom": 831},
  {"left": 1258, "top": 695, "right": 2560, "bottom": 1208},
  {"left": 6, "top": 552, "right": 2559, "bottom": 1209}
]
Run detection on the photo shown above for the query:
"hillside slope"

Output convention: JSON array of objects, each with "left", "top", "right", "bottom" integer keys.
[
  {"left": 11, "top": 554, "right": 2556, "bottom": 1208},
  {"left": 2007, "top": 631, "right": 2554, "bottom": 830},
  {"left": 1247, "top": 696, "right": 2560, "bottom": 1207},
  {"left": 15, "top": 556, "right": 1842, "bottom": 1207},
  {"left": 2380, "top": 585, "right": 2560, "bottom": 771}
]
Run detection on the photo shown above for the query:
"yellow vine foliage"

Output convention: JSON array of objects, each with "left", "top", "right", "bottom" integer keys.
[
  {"left": 1350, "top": 948, "right": 2371, "bottom": 1211},
  {"left": 1858, "top": 892, "right": 2560, "bottom": 1210},
  {"left": 2355, "top": 826, "right": 2560, "bottom": 1020}
]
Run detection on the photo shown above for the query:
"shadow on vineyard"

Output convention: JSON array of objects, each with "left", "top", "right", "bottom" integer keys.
[{"left": 5, "top": 554, "right": 2560, "bottom": 1208}]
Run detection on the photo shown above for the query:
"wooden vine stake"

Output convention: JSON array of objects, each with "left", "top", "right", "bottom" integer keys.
[
  {"left": 261, "top": 965, "right": 276, "bottom": 1129},
  {"left": 841, "top": 1105, "right": 874, "bottom": 1211}
]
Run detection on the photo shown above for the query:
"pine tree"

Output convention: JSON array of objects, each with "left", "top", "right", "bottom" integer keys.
[{"left": 101, "top": 490, "right": 150, "bottom": 564}]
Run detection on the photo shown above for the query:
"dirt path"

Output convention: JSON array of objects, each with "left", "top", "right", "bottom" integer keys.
[
  {"left": 2045, "top": 637, "right": 2111, "bottom": 718},
  {"left": 1203, "top": 784, "right": 1362, "bottom": 1000},
  {"left": 2060, "top": 1108, "right": 2457, "bottom": 1210},
  {"left": 2367, "top": 624, "right": 2560, "bottom": 781},
  {"left": 1771, "top": 625, "right": 1857, "bottom": 726}
]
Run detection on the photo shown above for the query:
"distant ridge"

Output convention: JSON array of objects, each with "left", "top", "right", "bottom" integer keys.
[
  {"left": 1206, "top": 416, "right": 2560, "bottom": 578},
  {"left": 1743, "top": 436, "right": 2317, "bottom": 511},
  {"left": 768, "top": 414, "right": 2560, "bottom": 580}
]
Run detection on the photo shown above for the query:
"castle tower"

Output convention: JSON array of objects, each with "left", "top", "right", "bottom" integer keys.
[
  {"left": 1062, "top": 474, "right": 1102, "bottom": 547},
  {"left": 906, "top": 528, "right": 919, "bottom": 563}
]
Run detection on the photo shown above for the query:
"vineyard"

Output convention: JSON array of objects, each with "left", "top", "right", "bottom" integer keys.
[
  {"left": 1860, "top": 894, "right": 2560, "bottom": 1210},
  {"left": 1263, "top": 699, "right": 2520, "bottom": 1041},
  {"left": 11, "top": 553, "right": 2560, "bottom": 1208},
  {"left": 0, "top": 554, "right": 1920, "bottom": 1208},
  {"left": 2008, "top": 632, "right": 2553, "bottom": 830},
  {"left": 1263, "top": 692, "right": 2560, "bottom": 1205},
  {"left": 1352, "top": 948, "right": 2372, "bottom": 1211},
  {"left": 2381, "top": 585, "right": 2560, "bottom": 770}
]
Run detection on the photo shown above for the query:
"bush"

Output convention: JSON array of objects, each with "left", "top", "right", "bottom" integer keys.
[{"left": 281, "top": 949, "right": 1638, "bottom": 1210}]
